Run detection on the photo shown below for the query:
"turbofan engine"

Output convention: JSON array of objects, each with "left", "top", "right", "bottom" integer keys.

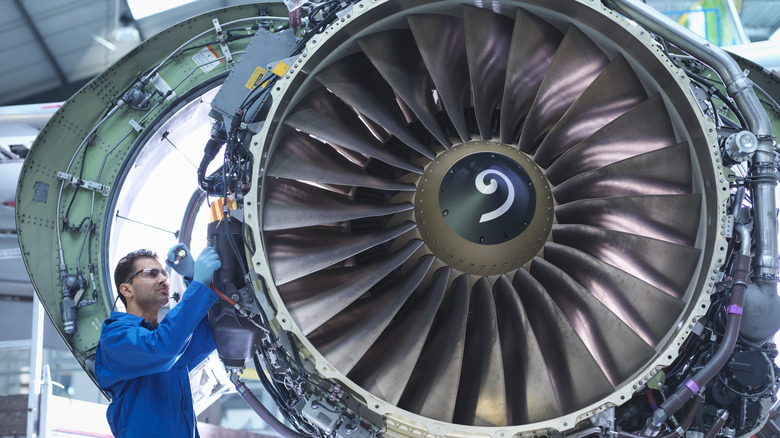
[{"left": 16, "top": 1, "right": 780, "bottom": 438}]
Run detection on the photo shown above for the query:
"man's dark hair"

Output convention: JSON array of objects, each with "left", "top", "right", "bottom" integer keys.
[{"left": 114, "top": 249, "right": 158, "bottom": 306}]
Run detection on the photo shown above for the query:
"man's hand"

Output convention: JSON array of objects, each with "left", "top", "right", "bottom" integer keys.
[
  {"left": 166, "top": 243, "right": 195, "bottom": 282},
  {"left": 193, "top": 247, "right": 221, "bottom": 285}
]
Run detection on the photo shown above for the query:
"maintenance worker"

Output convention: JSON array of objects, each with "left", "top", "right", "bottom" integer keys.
[{"left": 95, "top": 243, "right": 221, "bottom": 437}]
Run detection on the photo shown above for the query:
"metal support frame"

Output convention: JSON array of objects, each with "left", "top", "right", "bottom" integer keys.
[{"left": 27, "top": 294, "right": 44, "bottom": 438}]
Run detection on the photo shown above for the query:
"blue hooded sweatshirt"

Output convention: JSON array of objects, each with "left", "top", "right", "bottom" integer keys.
[{"left": 95, "top": 281, "right": 218, "bottom": 437}]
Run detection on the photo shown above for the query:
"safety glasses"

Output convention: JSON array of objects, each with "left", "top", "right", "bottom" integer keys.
[{"left": 125, "top": 268, "right": 169, "bottom": 284}]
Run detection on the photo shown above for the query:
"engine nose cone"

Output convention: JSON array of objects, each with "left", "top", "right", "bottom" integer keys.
[
  {"left": 439, "top": 152, "right": 536, "bottom": 244},
  {"left": 416, "top": 141, "right": 553, "bottom": 275}
]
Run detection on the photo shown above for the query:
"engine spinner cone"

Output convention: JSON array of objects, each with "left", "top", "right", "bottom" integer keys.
[{"left": 416, "top": 141, "right": 554, "bottom": 275}]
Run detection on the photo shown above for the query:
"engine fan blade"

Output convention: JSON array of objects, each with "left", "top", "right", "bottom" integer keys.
[
  {"left": 552, "top": 224, "right": 700, "bottom": 299},
  {"left": 285, "top": 87, "right": 423, "bottom": 174},
  {"left": 533, "top": 55, "right": 647, "bottom": 168},
  {"left": 554, "top": 194, "right": 702, "bottom": 246},
  {"left": 263, "top": 178, "right": 414, "bottom": 231},
  {"left": 463, "top": 4, "right": 513, "bottom": 140},
  {"left": 315, "top": 53, "right": 434, "bottom": 159},
  {"left": 309, "top": 255, "right": 436, "bottom": 374},
  {"left": 453, "top": 277, "right": 507, "bottom": 426},
  {"left": 518, "top": 26, "right": 610, "bottom": 152},
  {"left": 530, "top": 257, "right": 656, "bottom": 387},
  {"left": 408, "top": 14, "right": 472, "bottom": 142},
  {"left": 267, "top": 130, "right": 416, "bottom": 191},
  {"left": 398, "top": 274, "right": 470, "bottom": 422},
  {"left": 358, "top": 30, "right": 452, "bottom": 148},
  {"left": 512, "top": 268, "right": 613, "bottom": 414},
  {"left": 494, "top": 275, "right": 562, "bottom": 424},
  {"left": 500, "top": 8, "right": 563, "bottom": 144},
  {"left": 543, "top": 242, "right": 685, "bottom": 347},
  {"left": 545, "top": 94, "right": 677, "bottom": 185},
  {"left": 267, "top": 221, "right": 417, "bottom": 285},
  {"left": 280, "top": 239, "right": 425, "bottom": 333},
  {"left": 348, "top": 266, "right": 451, "bottom": 405},
  {"left": 552, "top": 142, "right": 692, "bottom": 204}
]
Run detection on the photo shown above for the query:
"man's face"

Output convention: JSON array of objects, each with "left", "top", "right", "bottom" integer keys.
[{"left": 126, "top": 257, "right": 169, "bottom": 311}]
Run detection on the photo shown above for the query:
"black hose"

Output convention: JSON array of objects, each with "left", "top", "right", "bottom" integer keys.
[
  {"left": 618, "top": 396, "right": 702, "bottom": 438},
  {"left": 233, "top": 376, "right": 311, "bottom": 438},
  {"left": 703, "top": 410, "right": 729, "bottom": 438},
  {"left": 643, "top": 253, "right": 750, "bottom": 436}
]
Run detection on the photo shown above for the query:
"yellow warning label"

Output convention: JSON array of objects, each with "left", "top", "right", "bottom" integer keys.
[
  {"left": 272, "top": 61, "right": 290, "bottom": 77},
  {"left": 245, "top": 66, "right": 268, "bottom": 90}
]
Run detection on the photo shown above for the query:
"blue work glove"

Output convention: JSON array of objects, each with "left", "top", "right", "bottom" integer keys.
[
  {"left": 193, "top": 246, "right": 221, "bottom": 285},
  {"left": 166, "top": 243, "right": 195, "bottom": 281}
]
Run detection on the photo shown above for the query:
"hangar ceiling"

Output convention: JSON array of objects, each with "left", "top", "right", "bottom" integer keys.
[{"left": 0, "top": 0, "right": 778, "bottom": 107}]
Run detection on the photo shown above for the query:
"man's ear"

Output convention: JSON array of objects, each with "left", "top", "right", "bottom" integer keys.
[{"left": 119, "top": 283, "right": 133, "bottom": 302}]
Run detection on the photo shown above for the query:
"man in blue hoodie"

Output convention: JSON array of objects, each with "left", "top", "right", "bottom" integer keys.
[{"left": 95, "top": 244, "right": 221, "bottom": 437}]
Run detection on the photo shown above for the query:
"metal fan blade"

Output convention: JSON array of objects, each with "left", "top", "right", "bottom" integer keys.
[
  {"left": 552, "top": 142, "right": 692, "bottom": 204},
  {"left": 493, "top": 275, "right": 561, "bottom": 424},
  {"left": 315, "top": 53, "right": 434, "bottom": 159},
  {"left": 398, "top": 274, "right": 470, "bottom": 422},
  {"left": 263, "top": 178, "right": 414, "bottom": 231},
  {"left": 463, "top": 5, "right": 513, "bottom": 140},
  {"left": 518, "top": 26, "right": 609, "bottom": 152},
  {"left": 280, "top": 239, "right": 425, "bottom": 333},
  {"left": 267, "top": 221, "right": 417, "bottom": 285},
  {"left": 285, "top": 88, "right": 422, "bottom": 174},
  {"left": 348, "top": 267, "right": 451, "bottom": 405},
  {"left": 533, "top": 55, "right": 646, "bottom": 168},
  {"left": 530, "top": 257, "right": 655, "bottom": 387},
  {"left": 543, "top": 242, "right": 685, "bottom": 347},
  {"left": 267, "top": 130, "right": 416, "bottom": 191},
  {"left": 358, "top": 30, "right": 451, "bottom": 148},
  {"left": 309, "top": 255, "right": 436, "bottom": 374},
  {"left": 453, "top": 277, "right": 507, "bottom": 426},
  {"left": 408, "top": 14, "right": 472, "bottom": 142},
  {"left": 512, "top": 268, "right": 613, "bottom": 413},
  {"left": 554, "top": 194, "right": 701, "bottom": 246},
  {"left": 499, "top": 8, "right": 563, "bottom": 144},
  {"left": 545, "top": 95, "right": 676, "bottom": 185},
  {"left": 552, "top": 224, "right": 700, "bottom": 300}
]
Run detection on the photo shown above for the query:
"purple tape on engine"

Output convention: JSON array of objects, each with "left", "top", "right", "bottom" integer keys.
[
  {"left": 685, "top": 379, "right": 700, "bottom": 393},
  {"left": 727, "top": 305, "right": 744, "bottom": 315}
]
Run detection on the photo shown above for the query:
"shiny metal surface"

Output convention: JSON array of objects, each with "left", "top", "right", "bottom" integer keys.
[
  {"left": 315, "top": 54, "right": 435, "bottom": 159},
  {"left": 263, "top": 178, "right": 414, "bottom": 231},
  {"left": 554, "top": 194, "right": 702, "bottom": 246},
  {"left": 533, "top": 55, "right": 646, "bottom": 168},
  {"left": 463, "top": 4, "right": 513, "bottom": 140},
  {"left": 358, "top": 30, "right": 452, "bottom": 148},
  {"left": 349, "top": 266, "right": 451, "bottom": 405},
  {"left": 518, "top": 26, "right": 609, "bottom": 152},
  {"left": 285, "top": 88, "right": 423, "bottom": 174},
  {"left": 500, "top": 8, "right": 563, "bottom": 144},
  {"left": 408, "top": 14, "right": 472, "bottom": 142},
  {"left": 245, "top": 0, "right": 728, "bottom": 433},
  {"left": 266, "top": 130, "right": 416, "bottom": 191},
  {"left": 551, "top": 224, "right": 700, "bottom": 299},
  {"left": 266, "top": 220, "right": 417, "bottom": 285},
  {"left": 552, "top": 142, "right": 692, "bottom": 204},
  {"left": 454, "top": 277, "right": 507, "bottom": 426},
  {"left": 280, "top": 239, "right": 424, "bottom": 333},
  {"left": 309, "top": 254, "right": 435, "bottom": 373},
  {"left": 545, "top": 95, "right": 676, "bottom": 185}
]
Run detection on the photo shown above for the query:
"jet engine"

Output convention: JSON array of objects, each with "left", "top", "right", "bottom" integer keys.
[{"left": 16, "top": 1, "right": 780, "bottom": 437}]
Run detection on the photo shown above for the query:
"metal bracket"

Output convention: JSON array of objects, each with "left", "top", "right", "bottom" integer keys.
[
  {"left": 56, "top": 172, "right": 110, "bottom": 196},
  {"left": 213, "top": 18, "right": 233, "bottom": 63}
]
